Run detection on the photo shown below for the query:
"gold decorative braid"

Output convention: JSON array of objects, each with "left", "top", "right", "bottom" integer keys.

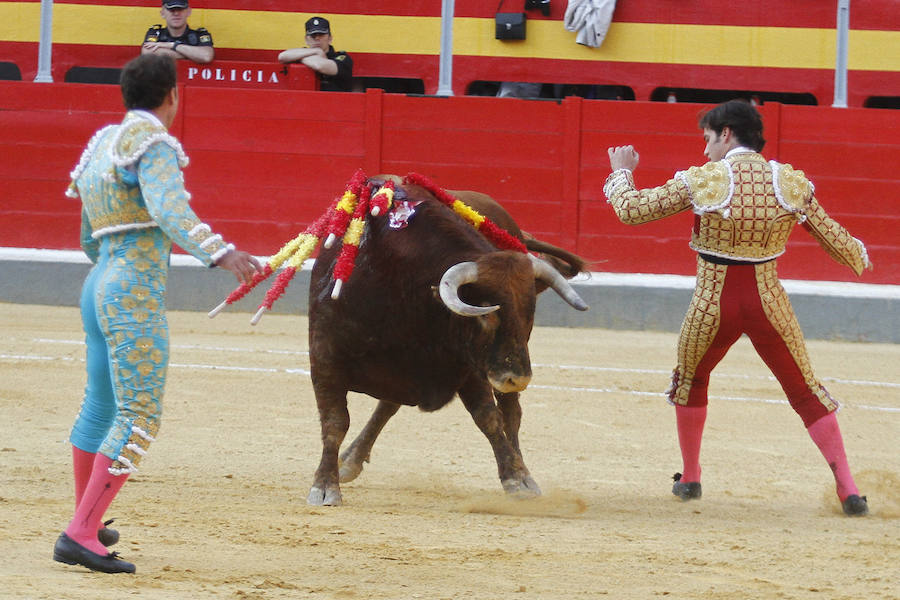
[
  {"left": 605, "top": 174, "right": 693, "bottom": 224},
  {"left": 802, "top": 196, "right": 870, "bottom": 276},
  {"left": 109, "top": 415, "right": 160, "bottom": 475},
  {"left": 116, "top": 119, "right": 160, "bottom": 158},
  {"left": 754, "top": 261, "right": 838, "bottom": 412},
  {"left": 89, "top": 201, "right": 153, "bottom": 233},
  {"left": 669, "top": 257, "right": 727, "bottom": 406}
]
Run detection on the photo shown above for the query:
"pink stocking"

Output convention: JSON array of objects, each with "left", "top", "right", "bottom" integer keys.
[
  {"left": 64, "top": 454, "right": 129, "bottom": 555},
  {"left": 675, "top": 404, "right": 706, "bottom": 482},
  {"left": 72, "top": 446, "right": 95, "bottom": 509},
  {"left": 807, "top": 412, "right": 859, "bottom": 501}
]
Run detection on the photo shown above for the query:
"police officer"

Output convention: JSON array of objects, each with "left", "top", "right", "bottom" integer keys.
[
  {"left": 278, "top": 16, "right": 354, "bottom": 92},
  {"left": 142, "top": 0, "right": 214, "bottom": 64}
]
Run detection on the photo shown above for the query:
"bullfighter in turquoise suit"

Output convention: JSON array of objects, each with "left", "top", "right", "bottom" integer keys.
[{"left": 54, "top": 54, "right": 260, "bottom": 574}]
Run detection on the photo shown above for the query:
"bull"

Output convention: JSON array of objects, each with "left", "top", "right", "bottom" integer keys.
[{"left": 307, "top": 177, "right": 589, "bottom": 506}]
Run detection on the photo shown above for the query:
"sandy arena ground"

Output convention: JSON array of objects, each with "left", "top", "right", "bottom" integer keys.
[{"left": 1, "top": 302, "right": 898, "bottom": 599}]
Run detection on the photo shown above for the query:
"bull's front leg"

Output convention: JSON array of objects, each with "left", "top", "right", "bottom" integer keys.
[
  {"left": 494, "top": 390, "right": 523, "bottom": 454},
  {"left": 339, "top": 399, "right": 401, "bottom": 483},
  {"left": 493, "top": 390, "right": 539, "bottom": 495},
  {"left": 459, "top": 378, "right": 541, "bottom": 498},
  {"left": 308, "top": 383, "right": 350, "bottom": 506}
]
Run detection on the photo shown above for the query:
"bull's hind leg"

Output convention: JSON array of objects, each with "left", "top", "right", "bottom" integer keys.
[
  {"left": 460, "top": 379, "right": 541, "bottom": 498},
  {"left": 339, "top": 400, "right": 401, "bottom": 483},
  {"left": 308, "top": 385, "right": 350, "bottom": 506}
]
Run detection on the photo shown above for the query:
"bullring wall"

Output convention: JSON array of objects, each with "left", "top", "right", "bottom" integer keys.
[
  {"left": 3, "top": 249, "right": 897, "bottom": 342},
  {"left": 1, "top": 82, "right": 897, "bottom": 284}
]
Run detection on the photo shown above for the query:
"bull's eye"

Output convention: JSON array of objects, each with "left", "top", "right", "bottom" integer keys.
[{"left": 477, "top": 312, "right": 500, "bottom": 331}]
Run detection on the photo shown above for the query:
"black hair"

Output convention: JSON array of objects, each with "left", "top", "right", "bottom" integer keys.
[
  {"left": 120, "top": 54, "right": 177, "bottom": 111},
  {"left": 698, "top": 99, "right": 766, "bottom": 152}
]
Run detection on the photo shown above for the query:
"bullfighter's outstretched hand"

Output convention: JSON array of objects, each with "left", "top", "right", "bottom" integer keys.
[{"left": 608, "top": 145, "right": 640, "bottom": 171}]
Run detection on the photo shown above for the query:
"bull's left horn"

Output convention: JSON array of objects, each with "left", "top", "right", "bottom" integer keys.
[
  {"left": 439, "top": 261, "right": 500, "bottom": 317},
  {"left": 530, "top": 255, "right": 589, "bottom": 311}
]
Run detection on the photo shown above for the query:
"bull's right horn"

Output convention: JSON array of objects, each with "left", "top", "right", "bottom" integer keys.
[
  {"left": 439, "top": 261, "right": 500, "bottom": 317},
  {"left": 529, "top": 255, "right": 589, "bottom": 311}
]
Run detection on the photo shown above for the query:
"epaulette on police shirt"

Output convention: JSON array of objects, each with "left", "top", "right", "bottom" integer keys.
[
  {"left": 678, "top": 161, "right": 731, "bottom": 210},
  {"left": 145, "top": 24, "right": 163, "bottom": 42}
]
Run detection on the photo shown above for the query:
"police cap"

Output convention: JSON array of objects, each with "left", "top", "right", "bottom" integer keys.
[{"left": 305, "top": 17, "right": 331, "bottom": 35}]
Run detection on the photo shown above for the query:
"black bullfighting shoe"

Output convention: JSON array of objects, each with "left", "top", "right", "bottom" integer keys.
[
  {"left": 53, "top": 532, "right": 135, "bottom": 574},
  {"left": 671, "top": 472, "right": 702, "bottom": 501},
  {"left": 841, "top": 494, "right": 869, "bottom": 516},
  {"left": 98, "top": 519, "right": 119, "bottom": 547}
]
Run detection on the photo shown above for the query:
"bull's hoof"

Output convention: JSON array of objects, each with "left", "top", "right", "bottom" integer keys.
[
  {"left": 502, "top": 476, "right": 542, "bottom": 499},
  {"left": 307, "top": 485, "right": 342, "bottom": 506},
  {"left": 338, "top": 461, "right": 363, "bottom": 483},
  {"left": 338, "top": 451, "right": 365, "bottom": 483}
]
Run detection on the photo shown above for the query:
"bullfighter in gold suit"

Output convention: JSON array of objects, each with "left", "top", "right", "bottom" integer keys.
[{"left": 604, "top": 99, "right": 870, "bottom": 516}]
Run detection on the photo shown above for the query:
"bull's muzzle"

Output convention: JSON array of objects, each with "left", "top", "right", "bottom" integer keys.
[{"left": 488, "top": 371, "right": 532, "bottom": 393}]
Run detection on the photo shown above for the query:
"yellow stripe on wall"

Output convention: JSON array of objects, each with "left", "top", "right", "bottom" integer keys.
[
  {"left": 850, "top": 29, "right": 898, "bottom": 71},
  {"left": 53, "top": 4, "right": 160, "bottom": 43},
  {"left": 47, "top": 6, "right": 442, "bottom": 53},
  {"left": 1, "top": 3, "right": 896, "bottom": 72},
  {"left": 203, "top": 11, "right": 444, "bottom": 53},
  {"left": 0, "top": 2, "right": 41, "bottom": 42},
  {"left": 456, "top": 20, "right": 899, "bottom": 72}
]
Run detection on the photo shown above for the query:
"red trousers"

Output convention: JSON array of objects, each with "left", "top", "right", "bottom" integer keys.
[{"left": 668, "top": 257, "right": 837, "bottom": 427}]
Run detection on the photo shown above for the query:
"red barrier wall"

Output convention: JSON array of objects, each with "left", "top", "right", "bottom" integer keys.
[{"left": 1, "top": 81, "right": 897, "bottom": 284}]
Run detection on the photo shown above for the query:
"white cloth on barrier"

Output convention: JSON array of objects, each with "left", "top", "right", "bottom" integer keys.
[{"left": 564, "top": 0, "right": 617, "bottom": 48}]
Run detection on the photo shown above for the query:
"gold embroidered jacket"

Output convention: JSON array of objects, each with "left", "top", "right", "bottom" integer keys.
[{"left": 603, "top": 150, "right": 869, "bottom": 274}]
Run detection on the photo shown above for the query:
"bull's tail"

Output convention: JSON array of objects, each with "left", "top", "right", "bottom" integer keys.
[{"left": 524, "top": 236, "right": 589, "bottom": 280}]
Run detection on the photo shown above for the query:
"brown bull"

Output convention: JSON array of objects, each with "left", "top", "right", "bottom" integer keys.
[{"left": 307, "top": 178, "right": 589, "bottom": 505}]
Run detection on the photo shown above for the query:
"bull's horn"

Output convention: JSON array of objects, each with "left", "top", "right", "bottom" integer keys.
[
  {"left": 439, "top": 261, "right": 500, "bottom": 317},
  {"left": 529, "top": 254, "right": 589, "bottom": 311}
]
